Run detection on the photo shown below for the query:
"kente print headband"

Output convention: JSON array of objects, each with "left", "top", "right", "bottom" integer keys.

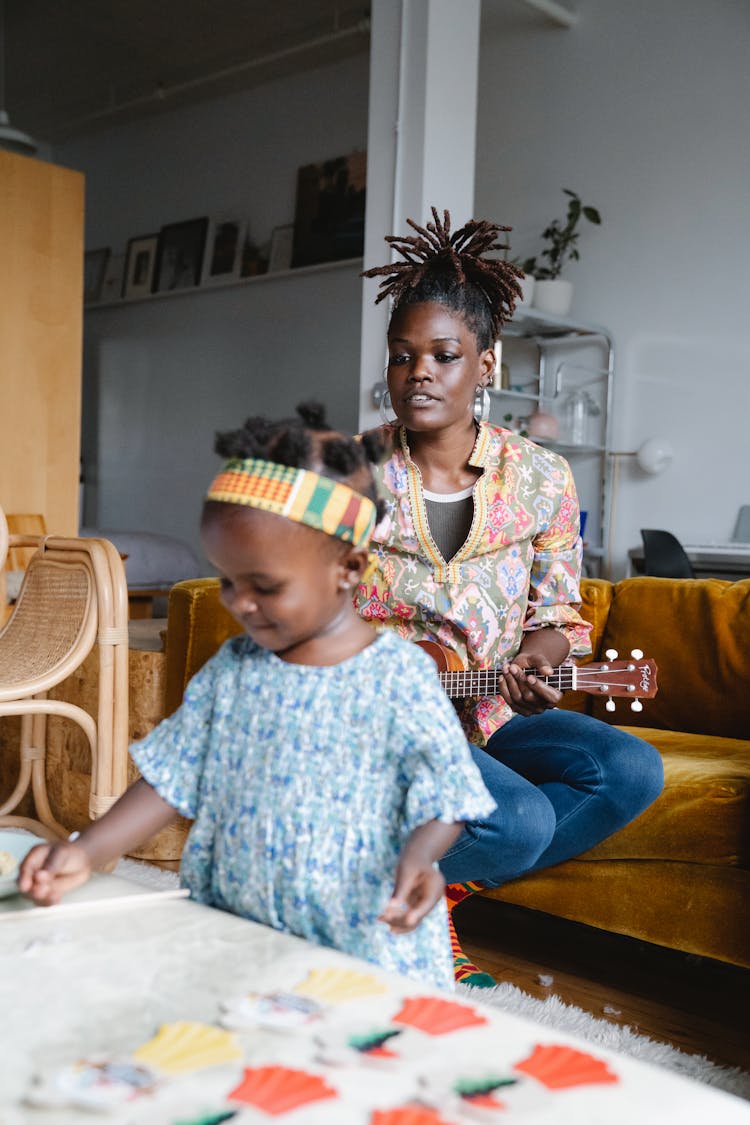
[{"left": 206, "top": 458, "right": 377, "bottom": 547}]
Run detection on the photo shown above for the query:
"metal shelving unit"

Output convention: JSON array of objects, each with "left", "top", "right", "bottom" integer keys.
[{"left": 490, "top": 306, "right": 614, "bottom": 577}]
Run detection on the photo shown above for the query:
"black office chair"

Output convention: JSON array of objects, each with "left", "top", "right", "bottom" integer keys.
[{"left": 640, "top": 529, "right": 694, "bottom": 578}]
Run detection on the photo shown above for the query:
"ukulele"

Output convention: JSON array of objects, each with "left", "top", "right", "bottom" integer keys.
[{"left": 417, "top": 641, "right": 658, "bottom": 714}]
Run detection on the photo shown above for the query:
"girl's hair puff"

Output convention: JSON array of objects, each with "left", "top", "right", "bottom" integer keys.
[
  {"left": 362, "top": 207, "right": 524, "bottom": 348},
  {"left": 212, "top": 401, "right": 386, "bottom": 521}
]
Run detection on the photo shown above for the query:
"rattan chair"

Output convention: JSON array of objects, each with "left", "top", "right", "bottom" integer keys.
[{"left": 0, "top": 506, "right": 129, "bottom": 840}]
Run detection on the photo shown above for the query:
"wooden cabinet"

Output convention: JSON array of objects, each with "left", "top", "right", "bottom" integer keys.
[{"left": 0, "top": 151, "right": 84, "bottom": 535}]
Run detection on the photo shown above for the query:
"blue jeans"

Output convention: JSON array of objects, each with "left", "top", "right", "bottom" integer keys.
[{"left": 439, "top": 709, "right": 664, "bottom": 887}]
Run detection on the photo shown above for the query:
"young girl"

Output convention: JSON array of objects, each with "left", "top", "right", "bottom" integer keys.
[
  {"left": 19, "top": 403, "right": 495, "bottom": 991},
  {"left": 358, "top": 209, "right": 664, "bottom": 981}
]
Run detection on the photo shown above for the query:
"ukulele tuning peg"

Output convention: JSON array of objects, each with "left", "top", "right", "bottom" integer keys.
[
  {"left": 630, "top": 699, "right": 643, "bottom": 712},
  {"left": 605, "top": 648, "right": 619, "bottom": 660},
  {"left": 630, "top": 648, "right": 643, "bottom": 660},
  {"left": 605, "top": 698, "right": 616, "bottom": 713}
]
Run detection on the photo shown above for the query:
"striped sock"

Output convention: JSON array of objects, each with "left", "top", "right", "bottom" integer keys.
[{"left": 446, "top": 881, "right": 496, "bottom": 989}]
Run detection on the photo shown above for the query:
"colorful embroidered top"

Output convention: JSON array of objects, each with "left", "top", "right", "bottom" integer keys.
[
  {"left": 130, "top": 629, "right": 496, "bottom": 992},
  {"left": 354, "top": 422, "right": 592, "bottom": 744}
]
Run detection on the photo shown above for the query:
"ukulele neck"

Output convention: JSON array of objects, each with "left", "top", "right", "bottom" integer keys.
[{"left": 436, "top": 665, "right": 576, "bottom": 700}]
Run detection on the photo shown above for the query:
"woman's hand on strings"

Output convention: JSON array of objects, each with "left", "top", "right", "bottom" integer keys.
[{"left": 498, "top": 628, "right": 571, "bottom": 716}]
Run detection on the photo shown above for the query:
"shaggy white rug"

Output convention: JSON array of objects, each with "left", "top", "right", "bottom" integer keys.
[{"left": 115, "top": 858, "right": 750, "bottom": 1102}]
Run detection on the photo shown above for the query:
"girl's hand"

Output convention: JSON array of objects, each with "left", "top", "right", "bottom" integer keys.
[
  {"left": 379, "top": 860, "right": 446, "bottom": 934},
  {"left": 18, "top": 841, "right": 92, "bottom": 906},
  {"left": 381, "top": 820, "right": 462, "bottom": 933}
]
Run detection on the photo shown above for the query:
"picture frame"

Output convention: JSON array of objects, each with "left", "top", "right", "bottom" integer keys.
[
  {"left": 122, "top": 234, "right": 159, "bottom": 299},
  {"left": 201, "top": 217, "right": 246, "bottom": 285},
  {"left": 268, "top": 224, "right": 295, "bottom": 273},
  {"left": 152, "top": 217, "right": 209, "bottom": 294},
  {"left": 83, "top": 248, "right": 111, "bottom": 305},
  {"left": 292, "top": 151, "right": 366, "bottom": 268},
  {"left": 238, "top": 231, "right": 268, "bottom": 278},
  {"left": 100, "top": 253, "right": 125, "bottom": 304}
]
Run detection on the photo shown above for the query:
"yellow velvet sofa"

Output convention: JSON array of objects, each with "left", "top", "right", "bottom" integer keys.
[{"left": 161, "top": 575, "right": 750, "bottom": 970}]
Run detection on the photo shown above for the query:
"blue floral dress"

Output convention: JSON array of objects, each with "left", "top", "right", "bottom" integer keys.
[{"left": 131, "top": 630, "right": 495, "bottom": 990}]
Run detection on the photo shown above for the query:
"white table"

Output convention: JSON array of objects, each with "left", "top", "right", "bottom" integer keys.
[{"left": 1, "top": 874, "right": 748, "bottom": 1123}]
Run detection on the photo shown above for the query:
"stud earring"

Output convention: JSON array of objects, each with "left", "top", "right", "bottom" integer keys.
[{"left": 473, "top": 385, "right": 491, "bottom": 423}]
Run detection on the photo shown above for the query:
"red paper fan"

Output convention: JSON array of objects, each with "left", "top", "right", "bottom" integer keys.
[
  {"left": 370, "top": 1107, "right": 456, "bottom": 1125},
  {"left": 392, "top": 996, "right": 487, "bottom": 1036},
  {"left": 228, "top": 1066, "right": 337, "bottom": 1115},
  {"left": 513, "top": 1044, "right": 619, "bottom": 1089},
  {"left": 463, "top": 1092, "right": 506, "bottom": 1109}
]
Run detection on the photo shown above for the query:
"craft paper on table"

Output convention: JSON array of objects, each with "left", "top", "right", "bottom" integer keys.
[
  {"left": 228, "top": 1065, "right": 337, "bottom": 1115},
  {"left": 513, "top": 1043, "right": 619, "bottom": 1089},
  {"left": 392, "top": 996, "right": 487, "bottom": 1036},
  {"left": 220, "top": 990, "right": 324, "bottom": 1031},
  {"left": 24, "top": 1058, "right": 157, "bottom": 1112},
  {"left": 370, "top": 1107, "right": 457, "bottom": 1125},
  {"left": 172, "top": 1113, "right": 238, "bottom": 1125},
  {"left": 314, "top": 1025, "right": 403, "bottom": 1067},
  {"left": 133, "top": 1021, "right": 242, "bottom": 1074},
  {"left": 418, "top": 1069, "right": 519, "bottom": 1120},
  {"left": 292, "top": 965, "right": 388, "bottom": 1004},
  {"left": 172, "top": 1114, "right": 238, "bottom": 1125},
  {"left": 0, "top": 868, "right": 189, "bottom": 920},
  {"left": 454, "top": 1073, "right": 516, "bottom": 1111}
]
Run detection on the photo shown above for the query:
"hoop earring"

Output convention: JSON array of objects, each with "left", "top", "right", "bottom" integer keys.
[
  {"left": 474, "top": 385, "right": 491, "bottom": 423},
  {"left": 379, "top": 388, "right": 398, "bottom": 426}
]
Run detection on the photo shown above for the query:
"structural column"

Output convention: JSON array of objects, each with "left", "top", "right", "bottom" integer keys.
[{"left": 358, "top": 0, "right": 481, "bottom": 430}]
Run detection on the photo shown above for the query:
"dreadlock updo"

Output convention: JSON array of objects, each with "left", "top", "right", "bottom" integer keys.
[
  {"left": 362, "top": 207, "right": 524, "bottom": 349},
  {"left": 210, "top": 401, "right": 386, "bottom": 520}
]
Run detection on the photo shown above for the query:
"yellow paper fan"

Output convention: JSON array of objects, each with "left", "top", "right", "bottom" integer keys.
[
  {"left": 293, "top": 967, "right": 388, "bottom": 1004},
  {"left": 133, "top": 1021, "right": 243, "bottom": 1074}
]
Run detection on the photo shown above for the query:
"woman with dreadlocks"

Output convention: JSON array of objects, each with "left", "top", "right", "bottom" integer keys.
[{"left": 357, "top": 209, "right": 663, "bottom": 986}]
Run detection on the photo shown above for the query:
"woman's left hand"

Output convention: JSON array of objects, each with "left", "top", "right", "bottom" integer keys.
[
  {"left": 497, "top": 628, "right": 571, "bottom": 716},
  {"left": 496, "top": 652, "right": 562, "bottom": 716}
]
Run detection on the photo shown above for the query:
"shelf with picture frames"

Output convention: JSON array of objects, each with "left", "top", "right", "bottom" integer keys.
[
  {"left": 85, "top": 255, "right": 364, "bottom": 313},
  {"left": 491, "top": 306, "right": 615, "bottom": 577}
]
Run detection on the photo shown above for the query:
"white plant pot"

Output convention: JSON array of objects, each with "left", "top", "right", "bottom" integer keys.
[
  {"left": 517, "top": 273, "right": 535, "bottom": 307},
  {"left": 533, "top": 278, "right": 573, "bottom": 317}
]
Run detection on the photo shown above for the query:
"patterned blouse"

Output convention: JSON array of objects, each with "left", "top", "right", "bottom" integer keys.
[
  {"left": 130, "top": 630, "right": 496, "bottom": 991},
  {"left": 354, "top": 422, "right": 592, "bottom": 745}
]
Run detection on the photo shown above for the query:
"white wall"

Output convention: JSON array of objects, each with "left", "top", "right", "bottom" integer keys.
[
  {"left": 57, "top": 53, "right": 369, "bottom": 561},
  {"left": 476, "top": 0, "right": 750, "bottom": 574}
]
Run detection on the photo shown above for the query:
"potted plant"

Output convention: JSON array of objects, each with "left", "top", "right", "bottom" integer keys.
[{"left": 522, "top": 189, "right": 601, "bottom": 317}]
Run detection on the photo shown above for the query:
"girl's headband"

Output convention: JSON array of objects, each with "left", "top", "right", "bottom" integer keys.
[{"left": 206, "top": 458, "right": 377, "bottom": 547}]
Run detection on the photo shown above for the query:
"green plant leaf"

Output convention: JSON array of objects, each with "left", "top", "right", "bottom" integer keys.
[{"left": 583, "top": 206, "right": 601, "bottom": 224}]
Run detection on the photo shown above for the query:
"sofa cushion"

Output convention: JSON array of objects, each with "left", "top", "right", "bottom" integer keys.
[
  {"left": 580, "top": 726, "right": 750, "bottom": 867},
  {"left": 589, "top": 576, "right": 750, "bottom": 740}
]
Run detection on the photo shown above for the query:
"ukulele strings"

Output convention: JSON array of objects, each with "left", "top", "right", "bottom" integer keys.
[{"left": 439, "top": 667, "right": 640, "bottom": 693}]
